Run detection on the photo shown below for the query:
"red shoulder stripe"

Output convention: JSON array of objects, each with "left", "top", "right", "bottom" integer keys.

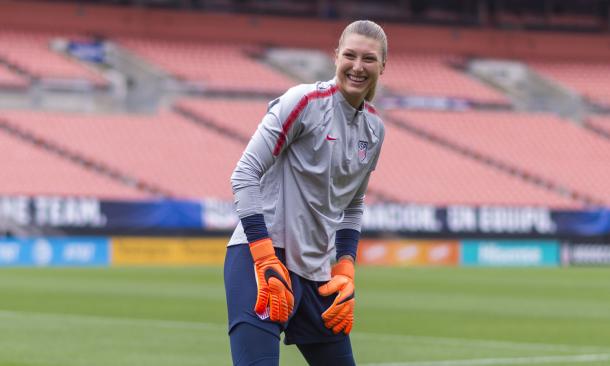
[
  {"left": 272, "top": 85, "right": 338, "bottom": 156},
  {"left": 365, "top": 103, "right": 378, "bottom": 115}
]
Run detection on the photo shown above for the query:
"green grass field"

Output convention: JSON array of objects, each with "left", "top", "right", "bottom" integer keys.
[{"left": 1, "top": 266, "right": 610, "bottom": 366}]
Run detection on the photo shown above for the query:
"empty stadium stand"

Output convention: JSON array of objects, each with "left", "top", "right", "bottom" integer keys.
[
  {"left": 381, "top": 52, "right": 508, "bottom": 104},
  {"left": 0, "top": 119, "right": 147, "bottom": 199},
  {"left": 372, "top": 120, "right": 580, "bottom": 208},
  {"left": 0, "top": 29, "right": 107, "bottom": 87},
  {"left": 0, "top": 1, "right": 609, "bottom": 211},
  {"left": 2, "top": 110, "right": 245, "bottom": 200},
  {"left": 388, "top": 110, "right": 610, "bottom": 206},
  {"left": 0, "top": 64, "right": 28, "bottom": 89},
  {"left": 175, "top": 98, "right": 269, "bottom": 141},
  {"left": 527, "top": 58, "right": 610, "bottom": 106},
  {"left": 118, "top": 37, "right": 295, "bottom": 94}
]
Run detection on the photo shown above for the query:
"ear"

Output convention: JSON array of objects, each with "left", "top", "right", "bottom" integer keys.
[
  {"left": 380, "top": 61, "right": 386, "bottom": 75},
  {"left": 334, "top": 48, "right": 339, "bottom": 67}
]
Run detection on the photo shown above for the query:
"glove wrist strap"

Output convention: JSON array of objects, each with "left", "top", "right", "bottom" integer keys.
[
  {"left": 249, "top": 237, "right": 275, "bottom": 261},
  {"left": 332, "top": 258, "right": 355, "bottom": 279}
]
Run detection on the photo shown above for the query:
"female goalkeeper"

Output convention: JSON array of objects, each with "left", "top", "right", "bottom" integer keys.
[{"left": 224, "top": 19, "right": 388, "bottom": 366}]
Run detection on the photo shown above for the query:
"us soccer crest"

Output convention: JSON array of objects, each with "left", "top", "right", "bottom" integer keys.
[{"left": 358, "top": 140, "right": 368, "bottom": 162}]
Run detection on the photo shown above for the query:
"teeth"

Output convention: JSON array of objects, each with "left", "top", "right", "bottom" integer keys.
[{"left": 348, "top": 74, "right": 366, "bottom": 82}]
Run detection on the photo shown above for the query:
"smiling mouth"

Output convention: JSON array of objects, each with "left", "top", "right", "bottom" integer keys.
[{"left": 347, "top": 74, "right": 367, "bottom": 83}]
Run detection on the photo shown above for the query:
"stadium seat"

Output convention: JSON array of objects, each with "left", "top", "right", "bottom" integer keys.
[
  {"left": 0, "top": 123, "right": 147, "bottom": 199},
  {"left": 3, "top": 110, "right": 246, "bottom": 200},
  {"left": 118, "top": 37, "right": 295, "bottom": 94},
  {"left": 389, "top": 110, "right": 610, "bottom": 206},
  {"left": 381, "top": 52, "right": 508, "bottom": 104},
  {"left": 0, "top": 64, "right": 29, "bottom": 89},
  {"left": 371, "top": 120, "right": 579, "bottom": 208},
  {"left": 176, "top": 98, "right": 269, "bottom": 140},
  {"left": 527, "top": 58, "right": 610, "bottom": 106},
  {"left": 0, "top": 29, "right": 107, "bottom": 87}
]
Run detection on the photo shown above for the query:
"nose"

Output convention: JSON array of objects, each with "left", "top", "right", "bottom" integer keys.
[{"left": 352, "top": 58, "right": 364, "bottom": 72}]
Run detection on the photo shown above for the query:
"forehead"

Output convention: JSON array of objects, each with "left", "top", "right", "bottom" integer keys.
[{"left": 339, "top": 33, "right": 383, "bottom": 56}]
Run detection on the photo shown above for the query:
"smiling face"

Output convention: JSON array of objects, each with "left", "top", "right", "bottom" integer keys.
[{"left": 335, "top": 33, "right": 385, "bottom": 109}]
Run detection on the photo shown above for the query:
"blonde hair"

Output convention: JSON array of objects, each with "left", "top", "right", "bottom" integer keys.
[{"left": 337, "top": 20, "right": 388, "bottom": 102}]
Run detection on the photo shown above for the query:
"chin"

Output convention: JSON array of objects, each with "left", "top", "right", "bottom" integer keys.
[
  {"left": 346, "top": 86, "right": 367, "bottom": 99},
  {"left": 347, "top": 90, "right": 365, "bottom": 100}
]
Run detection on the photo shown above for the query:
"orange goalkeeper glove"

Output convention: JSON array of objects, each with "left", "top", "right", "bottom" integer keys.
[
  {"left": 249, "top": 238, "right": 294, "bottom": 323},
  {"left": 318, "top": 258, "right": 355, "bottom": 335}
]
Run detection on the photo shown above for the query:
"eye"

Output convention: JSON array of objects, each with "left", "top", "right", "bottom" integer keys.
[
  {"left": 343, "top": 52, "right": 356, "bottom": 59},
  {"left": 363, "top": 55, "right": 378, "bottom": 63}
]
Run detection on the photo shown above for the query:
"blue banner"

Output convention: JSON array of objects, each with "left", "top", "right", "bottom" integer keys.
[
  {"left": 553, "top": 210, "right": 610, "bottom": 237},
  {"left": 101, "top": 199, "right": 203, "bottom": 230},
  {"left": 1, "top": 196, "right": 610, "bottom": 238},
  {"left": 461, "top": 240, "right": 560, "bottom": 266},
  {"left": 67, "top": 40, "right": 106, "bottom": 63},
  {"left": 0, "top": 237, "right": 109, "bottom": 267},
  {"left": 0, "top": 196, "right": 203, "bottom": 232},
  {"left": 363, "top": 204, "right": 610, "bottom": 238}
]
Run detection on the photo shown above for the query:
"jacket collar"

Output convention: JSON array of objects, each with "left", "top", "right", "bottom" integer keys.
[{"left": 330, "top": 78, "right": 364, "bottom": 124}]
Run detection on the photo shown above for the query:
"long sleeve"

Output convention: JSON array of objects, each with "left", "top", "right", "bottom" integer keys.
[
  {"left": 337, "top": 173, "right": 370, "bottom": 232},
  {"left": 231, "top": 85, "right": 310, "bottom": 219},
  {"left": 230, "top": 112, "right": 280, "bottom": 219}
]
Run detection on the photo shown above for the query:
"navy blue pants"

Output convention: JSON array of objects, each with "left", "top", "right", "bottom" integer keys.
[{"left": 224, "top": 244, "right": 355, "bottom": 365}]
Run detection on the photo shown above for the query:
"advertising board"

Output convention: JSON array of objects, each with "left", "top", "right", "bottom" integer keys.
[
  {"left": 0, "top": 237, "right": 109, "bottom": 267},
  {"left": 461, "top": 240, "right": 559, "bottom": 266}
]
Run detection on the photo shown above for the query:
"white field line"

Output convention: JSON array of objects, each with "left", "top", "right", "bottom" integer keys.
[
  {"left": 361, "top": 353, "right": 610, "bottom": 366},
  {"left": 1, "top": 309, "right": 609, "bottom": 354}
]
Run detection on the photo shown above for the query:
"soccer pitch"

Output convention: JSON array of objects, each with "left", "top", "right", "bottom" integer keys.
[{"left": 1, "top": 266, "right": 609, "bottom": 366}]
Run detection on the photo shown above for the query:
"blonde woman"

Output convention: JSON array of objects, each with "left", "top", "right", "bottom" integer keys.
[{"left": 225, "top": 20, "right": 388, "bottom": 365}]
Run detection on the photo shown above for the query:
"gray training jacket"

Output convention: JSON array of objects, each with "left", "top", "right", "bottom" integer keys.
[{"left": 228, "top": 79, "right": 385, "bottom": 281}]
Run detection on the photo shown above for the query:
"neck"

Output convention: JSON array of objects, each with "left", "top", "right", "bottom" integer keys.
[{"left": 340, "top": 90, "right": 365, "bottom": 110}]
